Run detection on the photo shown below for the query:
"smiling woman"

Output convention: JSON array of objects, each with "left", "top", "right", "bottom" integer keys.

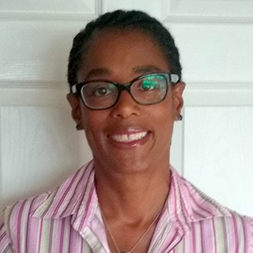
[
  {"left": 67, "top": 28, "right": 184, "bottom": 176},
  {"left": 0, "top": 9, "right": 253, "bottom": 253}
]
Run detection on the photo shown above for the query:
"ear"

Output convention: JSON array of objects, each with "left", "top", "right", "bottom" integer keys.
[
  {"left": 66, "top": 93, "right": 83, "bottom": 126},
  {"left": 172, "top": 82, "right": 185, "bottom": 120}
]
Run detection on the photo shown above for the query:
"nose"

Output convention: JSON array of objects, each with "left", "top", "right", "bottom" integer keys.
[{"left": 110, "top": 90, "right": 141, "bottom": 119}]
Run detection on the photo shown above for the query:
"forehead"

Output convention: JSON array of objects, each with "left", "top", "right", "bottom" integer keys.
[
  {"left": 78, "top": 29, "right": 169, "bottom": 80},
  {"left": 88, "top": 28, "right": 164, "bottom": 57}
]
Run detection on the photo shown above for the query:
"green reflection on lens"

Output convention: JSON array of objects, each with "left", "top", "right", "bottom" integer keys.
[
  {"left": 142, "top": 80, "right": 158, "bottom": 89},
  {"left": 146, "top": 75, "right": 163, "bottom": 80}
]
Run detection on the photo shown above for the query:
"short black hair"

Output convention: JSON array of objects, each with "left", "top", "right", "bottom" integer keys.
[{"left": 68, "top": 10, "right": 182, "bottom": 89}]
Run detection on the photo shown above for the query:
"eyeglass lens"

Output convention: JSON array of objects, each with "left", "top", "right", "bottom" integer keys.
[{"left": 81, "top": 74, "right": 168, "bottom": 109}]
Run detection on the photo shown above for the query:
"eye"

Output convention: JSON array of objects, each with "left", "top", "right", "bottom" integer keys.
[
  {"left": 93, "top": 87, "right": 112, "bottom": 96},
  {"left": 87, "top": 82, "right": 116, "bottom": 97},
  {"left": 140, "top": 79, "right": 159, "bottom": 91}
]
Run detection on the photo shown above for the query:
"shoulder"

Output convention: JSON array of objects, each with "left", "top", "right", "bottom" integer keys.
[
  {"left": 170, "top": 168, "right": 253, "bottom": 252},
  {"left": 0, "top": 161, "right": 95, "bottom": 253},
  {"left": 0, "top": 190, "right": 55, "bottom": 253},
  {"left": 191, "top": 212, "right": 253, "bottom": 252}
]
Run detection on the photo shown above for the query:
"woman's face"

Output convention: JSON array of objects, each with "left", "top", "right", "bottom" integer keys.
[{"left": 68, "top": 29, "right": 185, "bottom": 174}]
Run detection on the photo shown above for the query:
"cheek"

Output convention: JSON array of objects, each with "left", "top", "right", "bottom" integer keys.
[
  {"left": 80, "top": 108, "right": 108, "bottom": 134},
  {"left": 157, "top": 97, "right": 174, "bottom": 122},
  {"left": 155, "top": 102, "right": 175, "bottom": 136},
  {"left": 81, "top": 113, "right": 104, "bottom": 150},
  {"left": 82, "top": 114, "right": 96, "bottom": 130},
  {"left": 159, "top": 113, "right": 174, "bottom": 137}
]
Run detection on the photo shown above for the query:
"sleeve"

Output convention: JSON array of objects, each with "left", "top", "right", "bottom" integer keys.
[{"left": 0, "top": 209, "right": 13, "bottom": 253}]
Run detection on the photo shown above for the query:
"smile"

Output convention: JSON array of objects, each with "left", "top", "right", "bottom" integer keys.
[{"left": 111, "top": 132, "right": 148, "bottom": 143}]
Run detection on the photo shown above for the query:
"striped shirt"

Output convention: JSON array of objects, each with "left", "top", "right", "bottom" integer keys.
[{"left": 0, "top": 160, "right": 252, "bottom": 253}]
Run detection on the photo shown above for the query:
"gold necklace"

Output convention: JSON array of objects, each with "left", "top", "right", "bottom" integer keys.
[{"left": 101, "top": 210, "right": 161, "bottom": 253}]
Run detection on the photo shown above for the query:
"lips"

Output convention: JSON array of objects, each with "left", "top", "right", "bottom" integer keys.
[
  {"left": 111, "top": 132, "right": 148, "bottom": 143},
  {"left": 107, "top": 126, "right": 150, "bottom": 147}
]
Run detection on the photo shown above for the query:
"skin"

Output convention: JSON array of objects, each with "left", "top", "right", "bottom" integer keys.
[{"left": 67, "top": 29, "right": 185, "bottom": 253}]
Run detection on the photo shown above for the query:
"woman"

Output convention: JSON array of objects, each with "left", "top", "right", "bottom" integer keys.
[{"left": 0, "top": 10, "right": 252, "bottom": 253}]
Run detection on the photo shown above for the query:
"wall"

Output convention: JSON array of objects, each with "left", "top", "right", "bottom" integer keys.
[{"left": 0, "top": 0, "right": 252, "bottom": 216}]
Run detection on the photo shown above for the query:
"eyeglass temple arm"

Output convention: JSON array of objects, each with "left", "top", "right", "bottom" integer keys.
[
  {"left": 71, "top": 85, "right": 77, "bottom": 93},
  {"left": 170, "top": 74, "right": 179, "bottom": 83}
]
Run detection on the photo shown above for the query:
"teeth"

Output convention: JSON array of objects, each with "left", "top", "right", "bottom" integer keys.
[{"left": 112, "top": 132, "right": 148, "bottom": 142}]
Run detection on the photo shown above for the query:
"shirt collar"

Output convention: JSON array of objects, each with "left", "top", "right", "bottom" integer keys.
[
  {"left": 31, "top": 162, "right": 231, "bottom": 235},
  {"left": 169, "top": 167, "right": 231, "bottom": 225},
  {"left": 31, "top": 160, "right": 97, "bottom": 222}
]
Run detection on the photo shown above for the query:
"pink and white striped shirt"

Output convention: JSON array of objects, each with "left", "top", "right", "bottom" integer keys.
[{"left": 0, "top": 161, "right": 252, "bottom": 253}]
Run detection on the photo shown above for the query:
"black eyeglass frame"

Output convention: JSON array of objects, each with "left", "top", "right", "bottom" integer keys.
[{"left": 71, "top": 73, "right": 179, "bottom": 110}]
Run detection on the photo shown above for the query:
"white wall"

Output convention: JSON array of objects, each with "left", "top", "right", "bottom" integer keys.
[{"left": 0, "top": 0, "right": 252, "bottom": 216}]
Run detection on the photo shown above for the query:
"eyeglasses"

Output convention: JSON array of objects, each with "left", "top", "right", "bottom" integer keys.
[{"left": 71, "top": 73, "right": 179, "bottom": 110}]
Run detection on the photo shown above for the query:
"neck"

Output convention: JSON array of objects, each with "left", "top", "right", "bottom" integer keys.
[{"left": 95, "top": 162, "right": 171, "bottom": 222}]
